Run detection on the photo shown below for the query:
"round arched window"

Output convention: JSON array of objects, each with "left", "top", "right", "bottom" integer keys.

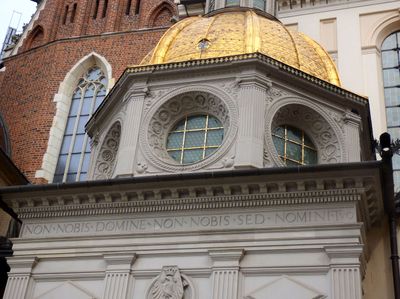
[
  {"left": 272, "top": 125, "right": 317, "bottom": 166},
  {"left": 166, "top": 114, "right": 224, "bottom": 164}
]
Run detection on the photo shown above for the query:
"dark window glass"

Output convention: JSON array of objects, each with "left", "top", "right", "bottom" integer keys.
[
  {"left": 126, "top": 0, "right": 132, "bottom": 15},
  {"left": 102, "top": 0, "right": 108, "bottom": 18},
  {"left": 166, "top": 115, "right": 224, "bottom": 164},
  {"left": 93, "top": 0, "right": 99, "bottom": 19},
  {"left": 63, "top": 5, "right": 69, "bottom": 25},
  {"left": 135, "top": 0, "right": 141, "bottom": 14},
  {"left": 272, "top": 125, "right": 317, "bottom": 166},
  {"left": 71, "top": 3, "right": 77, "bottom": 23},
  {"left": 54, "top": 67, "right": 107, "bottom": 183}
]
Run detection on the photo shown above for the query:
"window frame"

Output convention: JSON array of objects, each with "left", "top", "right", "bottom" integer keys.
[
  {"left": 381, "top": 31, "right": 400, "bottom": 190},
  {"left": 53, "top": 67, "right": 107, "bottom": 183}
]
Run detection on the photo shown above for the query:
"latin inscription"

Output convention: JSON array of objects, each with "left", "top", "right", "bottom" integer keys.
[{"left": 21, "top": 208, "right": 355, "bottom": 238}]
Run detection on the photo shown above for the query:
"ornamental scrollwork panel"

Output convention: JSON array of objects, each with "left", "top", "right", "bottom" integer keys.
[
  {"left": 93, "top": 122, "right": 121, "bottom": 180},
  {"left": 265, "top": 103, "right": 343, "bottom": 166},
  {"left": 140, "top": 89, "right": 238, "bottom": 172}
]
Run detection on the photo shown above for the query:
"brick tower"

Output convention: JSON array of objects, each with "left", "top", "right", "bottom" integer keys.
[{"left": 0, "top": 0, "right": 177, "bottom": 183}]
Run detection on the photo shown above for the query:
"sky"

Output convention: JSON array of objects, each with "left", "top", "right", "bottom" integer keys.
[{"left": 0, "top": 0, "right": 37, "bottom": 49}]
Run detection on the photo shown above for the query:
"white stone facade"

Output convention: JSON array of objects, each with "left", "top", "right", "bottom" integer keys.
[
  {"left": 277, "top": 0, "right": 400, "bottom": 139},
  {"left": 2, "top": 163, "right": 383, "bottom": 299},
  {"left": 87, "top": 55, "right": 370, "bottom": 179}
]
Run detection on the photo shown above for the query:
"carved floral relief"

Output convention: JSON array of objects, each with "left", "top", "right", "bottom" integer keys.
[
  {"left": 93, "top": 122, "right": 121, "bottom": 179},
  {"left": 140, "top": 90, "right": 238, "bottom": 172}
]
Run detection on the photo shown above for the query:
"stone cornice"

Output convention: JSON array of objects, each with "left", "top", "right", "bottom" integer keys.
[
  {"left": 1, "top": 163, "right": 384, "bottom": 230},
  {"left": 127, "top": 53, "right": 368, "bottom": 105},
  {"left": 16, "top": 188, "right": 362, "bottom": 218}
]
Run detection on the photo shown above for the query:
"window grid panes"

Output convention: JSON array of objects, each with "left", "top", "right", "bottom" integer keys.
[
  {"left": 382, "top": 31, "right": 400, "bottom": 190},
  {"left": 53, "top": 67, "right": 107, "bottom": 183},
  {"left": 226, "top": 0, "right": 240, "bottom": 7},
  {"left": 166, "top": 115, "right": 224, "bottom": 164},
  {"left": 253, "top": 0, "right": 266, "bottom": 10},
  {"left": 272, "top": 125, "right": 317, "bottom": 166}
]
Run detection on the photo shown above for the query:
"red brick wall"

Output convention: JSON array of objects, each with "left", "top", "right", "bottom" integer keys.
[
  {"left": 23, "top": 0, "right": 176, "bottom": 50},
  {"left": 0, "top": 0, "right": 176, "bottom": 183}
]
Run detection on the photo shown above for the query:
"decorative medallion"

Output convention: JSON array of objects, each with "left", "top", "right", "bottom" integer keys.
[{"left": 140, "top": 89, "right": 238, "bottom": 172}]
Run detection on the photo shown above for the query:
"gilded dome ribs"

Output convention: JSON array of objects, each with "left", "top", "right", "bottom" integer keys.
[
  {"left": 141, "top": 9, "right": 341, "bottom": 86},
  {"left": 150, "top": 17, "right": 200, "bottom": 64},
  {"left": 282, "top": 26, "right": 301, "bottom": 70},
  {"left": 199, "top": 15, "right": 218, "bottom": 59}
]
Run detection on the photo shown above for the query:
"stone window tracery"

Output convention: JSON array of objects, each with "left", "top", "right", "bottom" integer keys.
[
  {"left": 381, "top": 31, "right": 400, "bottom": 189},
  {"left": 53, "top": 67, "right": 107, "bottom": 183}
]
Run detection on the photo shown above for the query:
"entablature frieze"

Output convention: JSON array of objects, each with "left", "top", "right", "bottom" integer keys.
[{"left": 2, "top": 172, "right": 383, "bottom": 230}]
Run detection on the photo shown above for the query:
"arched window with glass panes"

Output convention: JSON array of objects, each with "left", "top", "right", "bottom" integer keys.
[
  {"left": 53, "top": 67, "right": 107, "bottom": 183},
  {"left": 381, "top": 31, "right": 400, "bottom": 190}
]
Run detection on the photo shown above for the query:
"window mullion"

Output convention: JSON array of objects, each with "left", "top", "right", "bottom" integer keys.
[
  {"left": 64, "top": 85, "right": 86, "bottom": 182},
  {"left": 203, "top": 114, "right": 209, "bottom": 159},
  {"left": 181, "top": 116, "right": 188, "bottom": 164},
  {"left": 76, "top": 84, "right": 101, "bottom": 180}
]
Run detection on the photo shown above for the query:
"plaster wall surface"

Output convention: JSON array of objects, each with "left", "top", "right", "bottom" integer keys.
[{"left": 278, "top": 0, "right": 400, "bottom": 138}]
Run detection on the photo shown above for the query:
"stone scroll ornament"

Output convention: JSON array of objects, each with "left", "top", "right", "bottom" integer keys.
[
  {"left": 93, "top": 122, "right": 121, "bottom": 179},
  {"left": 150, "top": 266, "right": 188, "bottom": 299}
]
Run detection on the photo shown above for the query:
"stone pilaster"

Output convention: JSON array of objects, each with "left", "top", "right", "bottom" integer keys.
[
  {"left": 343, "top": 110, "right": 362, "bottom": 162},
  {"left": 209, "top": 249, "right": 244, "bottom": 299},
  {"left": 235, "top": 76, "right": 269, "bottom": 168},
  {"left": 325, "top": 245, "right": 363, "bottom": 299},
  {"left": 102, "top": 253, "right": 136, "bottom": 299},
  {"left": 3, "top": 257, "right": 38, "bottom": 299},
  {"left": 114, "top": 86, "right": 147, "bottom": 177}
]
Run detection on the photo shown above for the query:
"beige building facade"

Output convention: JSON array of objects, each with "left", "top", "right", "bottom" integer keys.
[
  {"left": 276, "top": 4, "right": 400, "bottom": 297},
  {"left": 1, "top": 0, "right": 400, "bottom": 298}
]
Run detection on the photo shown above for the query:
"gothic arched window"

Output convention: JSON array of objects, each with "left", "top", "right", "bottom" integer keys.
[
  {"left": 53, "top": 67, "right": 107, "bottom": 183},
  {"left": 381, "top": 31, "right": 400, "bottom": 189}
]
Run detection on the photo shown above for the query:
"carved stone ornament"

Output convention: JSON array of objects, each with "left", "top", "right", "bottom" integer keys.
[
  {"left": 93, "top": 122, "right": 121, "bottom": 179},
  {"left": 266, "top": 86, "right": 289, "bottom": 103},
  {"left": 148, "top": 266, "right": 189, "bottom": 299},
  {"left": 140, "top": 88, "right": 238, "bottom": 172},
  {"left": 264, "top": 102, "right": 345, "bottom": 167}
]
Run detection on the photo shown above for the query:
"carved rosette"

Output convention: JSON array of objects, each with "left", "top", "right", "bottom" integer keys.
[
  {"left": 148, "top": 266, "right": 191, "bottom": 299},
  {"left": 140, "top": 89, "right": 238, "bottom": 172},
  {"left": 265, "top": 103, "right": 344, "bottom": 166},
  {"left": 93, "top": 122, "right": 121, "bottom": 179}
]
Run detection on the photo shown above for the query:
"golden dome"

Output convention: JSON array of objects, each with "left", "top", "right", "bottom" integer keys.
[{"left": 140, "top": 9, "right": 341, "bottom": 86}]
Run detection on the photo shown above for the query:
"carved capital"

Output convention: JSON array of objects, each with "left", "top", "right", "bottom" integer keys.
[
  {"left": 123, "top": 86, "right": 149, "bottom": 102},
  {"left": 209, "top": 249, "right": 244, "bottom": 268}
]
